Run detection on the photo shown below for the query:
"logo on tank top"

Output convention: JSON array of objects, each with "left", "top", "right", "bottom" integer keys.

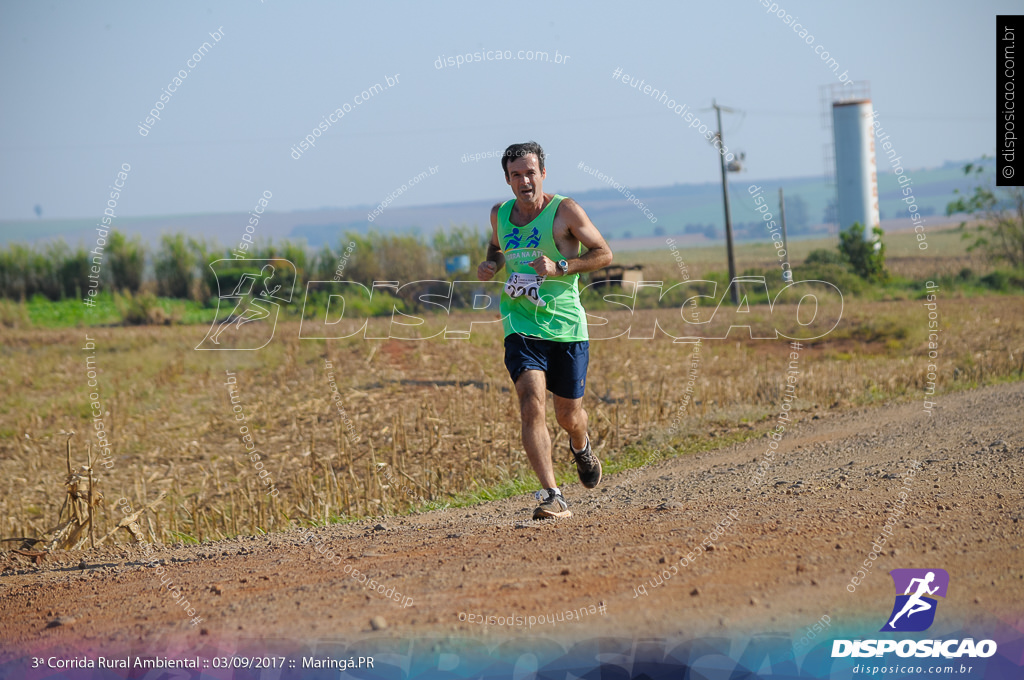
[
  {"left": 505, "top": 227, "right": 524, "bottom": 249},
  {"left": 504, "top": 225, "right": 541, "bottom": 251},
  {"left": 524, "top": 226, "right": 541, "bottom": 248}
]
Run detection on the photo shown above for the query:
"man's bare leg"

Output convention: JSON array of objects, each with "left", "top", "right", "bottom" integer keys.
[
  {"left": 515, "top": 370, "right": 556, "bottom": 489},
  {"left": 555, "top": 391, "right": 601, "bottom": 488},
  {"left": 554, "top": 394, "right": 588, "bottom": 452}
]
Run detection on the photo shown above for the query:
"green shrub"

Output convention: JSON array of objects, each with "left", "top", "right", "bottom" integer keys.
[
  {"left": 115, "top": 290, "right": 173, "bottom": 325},
  {"left": 792, "top": 263, "right": 866, "bottom": 296},
  {"left": 293, "top": 288, "right": 405, "bottom": 322},
  {"left": 980, "top": 270, "right": 1009, "bottom": 291},
  {"left": 208, "top": 265, "right": 297, "bottom": 303},
  {"left": 805, "top": 249, "right": 847, "bottom": 266},
  {"left": 839, "top": 222, "right": 887, "bottom": 281},
  {"left": 108, "top": 232, "right": 146, "bottom": 293},
  {"left": 154, "top": 234, "right": 197, "bottom": 298},
  {"left": 0, "top": 299, "right": 30, "bottom": 328},
  {"left": 432, "top": 224, "right": 489, "bottom": 278},
  {"left": 58, "top": 245, "right": 91, "bottom": 299}
]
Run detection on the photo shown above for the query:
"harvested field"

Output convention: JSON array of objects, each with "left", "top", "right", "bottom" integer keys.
[{"left": 1, "top": 295, "right": 1020, "bottom": 548}]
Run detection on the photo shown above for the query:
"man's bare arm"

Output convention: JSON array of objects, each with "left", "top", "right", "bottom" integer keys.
[
  {"left": 477, "top": 203, "right": 505, "bottom": 281},
  {"left": 486, "top": 241, "right": 505, "bottom": 267},
  {"left": 488, "top": 202, "right": 505, "bottom": 270},
  {"left": 561, "top": 198, "right": 613, "bottom": 275}
]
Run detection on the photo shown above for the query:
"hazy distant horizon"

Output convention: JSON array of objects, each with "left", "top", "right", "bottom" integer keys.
[
  {"left": 1, "top": 155, "right": 980, "bottom": 224},
  {"left": 0, "top": 154, "right": 976, "bottom": 252},
  {"left": 0, "top": 1, "right": 1010, "bottom": 223}
]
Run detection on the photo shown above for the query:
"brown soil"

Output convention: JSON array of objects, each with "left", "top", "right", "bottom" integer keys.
[{"left": 1, "top": 382, "right": 1022, "bottom": 659}]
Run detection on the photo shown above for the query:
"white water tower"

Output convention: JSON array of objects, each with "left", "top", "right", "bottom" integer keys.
[{"left": 831, "top": 92, "right": 880, "bottom": 239}]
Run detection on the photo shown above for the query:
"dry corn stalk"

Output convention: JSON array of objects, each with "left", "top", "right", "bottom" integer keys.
[
  {"left": 97, "top": 491, "right": 167, "bottom": 546},
  {"left": 44, "top": 434, "right": 104, "bottom": 551},
  {"left": 46, "top": 466, "right": 104, "bottom": 551}
]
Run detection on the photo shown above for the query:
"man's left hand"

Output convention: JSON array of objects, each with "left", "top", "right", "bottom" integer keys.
[{"left": 529, "top": 255, "right": 558, "bottom": 276}]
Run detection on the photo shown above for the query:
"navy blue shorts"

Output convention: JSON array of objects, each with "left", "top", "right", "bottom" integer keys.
[{"left": 504, "top": 333, "right": 589, "bottom": 399}]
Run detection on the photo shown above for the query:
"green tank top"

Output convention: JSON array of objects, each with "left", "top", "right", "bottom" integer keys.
[{"left": 498, "top": 194, "right": 588, "bottom": 341}]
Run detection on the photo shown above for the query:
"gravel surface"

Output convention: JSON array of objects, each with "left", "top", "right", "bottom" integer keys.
[{"left": 1, "top": 381, "right": 1022, "bottom": 659}]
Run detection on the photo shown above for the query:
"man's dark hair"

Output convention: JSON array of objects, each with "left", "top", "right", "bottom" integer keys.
[{"left": 502, "top": 141, "right": 545, "bottom": 179}]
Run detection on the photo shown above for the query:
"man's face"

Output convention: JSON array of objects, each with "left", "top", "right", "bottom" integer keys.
[{"left": 505, "top": 153, "right": 545, "bottom": 203}]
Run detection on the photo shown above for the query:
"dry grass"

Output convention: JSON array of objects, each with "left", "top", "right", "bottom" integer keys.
[
  {"left": 628, "top": 226, "right": 991, "bottom": 283},
  {"left": 1, "top": 295, "right": 1021, "bottom": 549}
]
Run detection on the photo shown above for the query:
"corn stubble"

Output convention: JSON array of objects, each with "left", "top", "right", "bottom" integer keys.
[{"left": 0, "top": 297, "right": 1020, "bottom": 552}]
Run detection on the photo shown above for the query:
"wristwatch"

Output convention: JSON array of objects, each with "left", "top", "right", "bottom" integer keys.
[{"left": 557, "top": 259, "right": 569, "bottom": 275}]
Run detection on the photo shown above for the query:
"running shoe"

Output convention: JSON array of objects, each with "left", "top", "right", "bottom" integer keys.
[
  {"left": 570, "top": 436, "right": 602, "bottom": 488},
  {"left": 533, "top": 488, "right": 572, "bottom": 519}
]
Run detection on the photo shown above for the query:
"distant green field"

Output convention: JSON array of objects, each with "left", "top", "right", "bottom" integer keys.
[
  {"left": 2, "top": 222, "right": 1017, "bottom": 332},
  {"left": 8, "top": 294, "right": 215, "bottom": 329}
]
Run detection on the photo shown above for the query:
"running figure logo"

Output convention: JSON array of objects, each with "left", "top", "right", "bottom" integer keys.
[
  {"left": 505, "top": 227, "right": 523, "bottom": 249},
  {"left": 505, "top": 225, "right": 541, "bottom": 249},
  {"left": 523, "top": 226, "right": 541, "bottom": 248},
  {"left": 196, "top": 259, "right": 295, "bottom": 351},
  {"left": 880, "top": 568, "right": 950, "bottom": 632}
]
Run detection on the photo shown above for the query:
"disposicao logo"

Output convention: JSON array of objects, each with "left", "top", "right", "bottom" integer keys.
[
  {"left": 881, "top": 568, "right": 949, "bottom": 632},
  {"left": 832, "top": 568, "right": 998, "bottom": 659}
]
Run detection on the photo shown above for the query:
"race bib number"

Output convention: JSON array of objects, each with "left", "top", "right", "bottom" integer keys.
[{"left": 504, "top": 273, "right": 546, "bottom": 307}]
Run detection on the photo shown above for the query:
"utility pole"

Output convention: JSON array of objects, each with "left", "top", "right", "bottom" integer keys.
[
  {"left": 713, "top": 99, "right": 739, "bottom": 304},
  {"left": 779, "top": 187, "right": 792, "bottom": 282}
]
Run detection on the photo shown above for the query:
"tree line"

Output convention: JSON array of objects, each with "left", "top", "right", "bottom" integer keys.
[{"left": 0, "top": 226, "right": 488, "bottom": 302}]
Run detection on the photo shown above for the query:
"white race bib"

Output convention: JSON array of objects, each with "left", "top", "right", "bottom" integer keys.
[{"left": 504, "top": 273, "right": 546, "bottom": 307}]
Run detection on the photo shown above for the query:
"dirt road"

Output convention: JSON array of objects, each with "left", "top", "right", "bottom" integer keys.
[{"left": 1, "top": 382, "right": 1022, "bottom": 663}]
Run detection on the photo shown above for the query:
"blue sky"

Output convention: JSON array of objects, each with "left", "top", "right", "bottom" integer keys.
[{"left": 0, "top": 0, "right": 1012, "bottom": 221}]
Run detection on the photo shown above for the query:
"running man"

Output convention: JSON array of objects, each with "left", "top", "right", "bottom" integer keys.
[
  {"left": 888, "top": 571, "right": 939, "bottom": 628},
  {"left": 209, "top": 264, "right": 282, "bottom": 345},
  {"left": 477, "top": 141, "right": 613, "bottom": 519}
]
